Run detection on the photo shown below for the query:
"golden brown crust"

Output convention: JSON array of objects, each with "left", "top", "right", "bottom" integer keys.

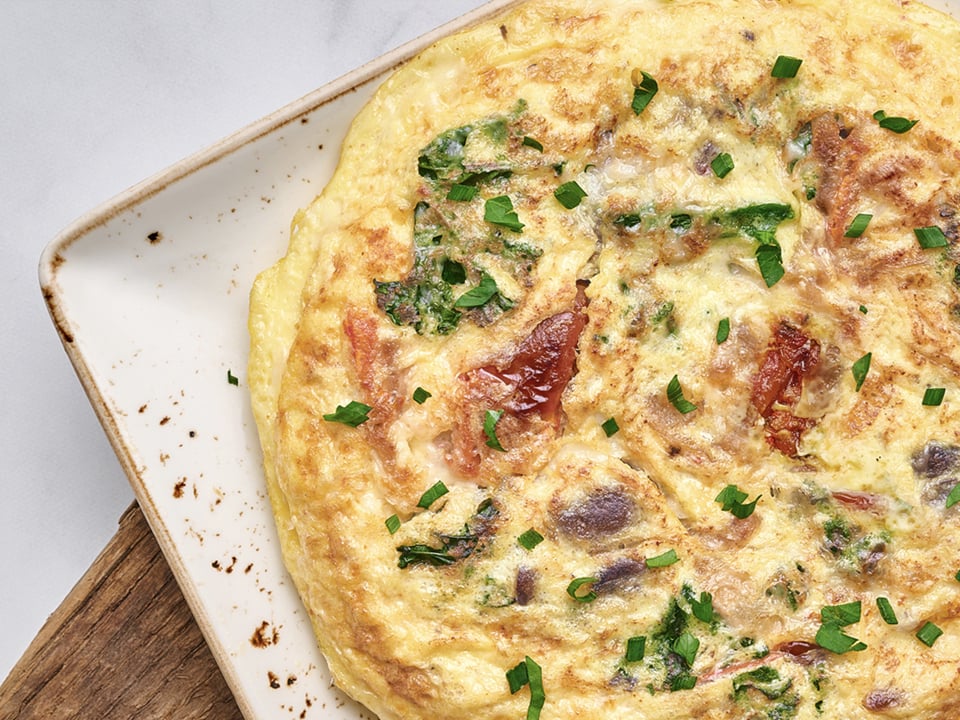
[{"left": 249, "top": 1, "right": 960, "bottom": 717}]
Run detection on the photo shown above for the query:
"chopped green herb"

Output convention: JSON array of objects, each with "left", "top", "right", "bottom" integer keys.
[
  {"left": 626, "top": 636, "right": 646, "bottom": 662},
  {"left": 554, "top": 181, "right": 587, "bottom": 209},
  {"left": 417, "top": 480, "right": 449, "bottom": 509},
  {"left": 484, "top": 409, "right": 506, "bottom": 451},
  {"left": 385, "top": 514, "right": 401, "bottom": 534},
  {"left": 716, "top": 317, "right": 731, "bottom": 344},
  {"left": 946, "top": 483, "right": 960, "bottom": 509},
  {"left": 227, "top": 369, "right": 239, "bottom": 386},
  {"left": 601, "top": 417, "right": 620, "bottom": 437},
  {"left": 417, "top": 120, "right": 513, "bottom": 185},
  {"left": 396, "top": 543, "right": 456, "bottom": 568},
  {"left": 484, "top": 195, "right": 525, "bottom": 232},
  {"left": 755, "top": 243, "right": 785, "bottom": 287},
  {"left": 670, "top": 674, "right": 698, "bottom": 691},
  {"left": 446, "top": 183, "right": 478, "bottom": 202},
  {"left": 873, "top": 110, "right": 918, "bottom": 134},
  {"left": 821, "top": 600, "right": 861, "bottom": 627},
  {"left": 672, "top": 632, "right": 700, "bottom": 667},
  {"left": 815, "top": 623, "right": 867, "bottom": 654},
  {"left": 455, "top": 273, "right": 501, "bottom": 308},
  {"left": 852, "top": 352, "right": 872, "bottom": 391},
  {"left": 566, "top": 576, "right": 598, "bottom": 603},
  {"left": 522, "top": 135, "right": 544, "bottom": 152},
  {"left": 915, "top": 226, "right": 949, "bottom": 249},
  {"left": 922, "top": 387, "right": 946, "bottom": 406},
  {"left": 771, "top": 55, "right": 803, "bottom": 78},
  {"left": 670, "top": 213, "right": 693, "bottom": 231},
  {"left": 667, "top": 374, "right": 697, "bottom": 414},
  {"left": 518, "top": 528, "right": 544, "bottom": 550},
  {"left": 646, "top": 549, "right": 679, "bottom": 568},
  {"left": 323, "top": 400, "right": 372, "bottom": 427},
  {"left": 859, "top": 305, "right": 868, "bottom": 314},
  {"left": 631, "top": 69, "right": 659, "bottom": 114},
  {"left": 732, "top": 666, "right": 793, "bottom": 700},
  {"left": 843, "top": 213, "right": 872, "bottom": 238},
  {"left": 506, "top": 660, "right": 529, "bottom": 694},
  {"left": 412, "top": 387, "right": 432, "bottom": 404},
  {"left": 441, "top": 258, "right": 466, "bottom": 284},
  {"left": 690, "top": 591, "right": 715, "bottom": 623},
  {"left": 715, "top": 484, "right": 761, "bottom": 519},
  {"left": 711, "top": 152, "right": 735, "bottom": 179},
  {"left": 511, "top": 655, "right": 551, "bottom": 716},
  {"left": 916, "top": 621, "right": 943, "bottom": 647},
  {"left": 876, "top": 597, "right": 898, "bottom": 625},
  {"left": 955, "top": 569, "right": 960, "bottom": 582},
  {"left": 724, "top": 203, "right": 795, "bottom": 244}
]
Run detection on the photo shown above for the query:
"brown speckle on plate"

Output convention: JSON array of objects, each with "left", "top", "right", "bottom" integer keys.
[
  {"left": 251, "top": 620, "right": 280, "bottom": 648},
  {"left": 147, "top": 230, "right": 162, "bottom": 244}
]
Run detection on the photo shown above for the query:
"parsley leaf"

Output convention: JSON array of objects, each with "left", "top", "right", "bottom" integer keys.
[{"left": 322, "top": 400, "right": 372, "bottom": 427}]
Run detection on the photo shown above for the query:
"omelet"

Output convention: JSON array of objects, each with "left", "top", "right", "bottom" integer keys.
[{"left": 248, "top": 1, "right": 960, "bottom": 717}]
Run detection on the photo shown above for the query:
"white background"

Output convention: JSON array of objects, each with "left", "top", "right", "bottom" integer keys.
[{"left": 0, "top": 0, "right": 485, "bottom": 683}]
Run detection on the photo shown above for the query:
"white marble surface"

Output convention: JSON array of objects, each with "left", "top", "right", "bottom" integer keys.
[{"left": 0, "top": 0, "right": 485, "bottom": 683}]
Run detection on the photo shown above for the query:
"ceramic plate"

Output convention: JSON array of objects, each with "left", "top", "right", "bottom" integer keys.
[
  {"left": 38, "top": 2, "right": 516, "bottom": 718},
  {"left": 37, "top": 0, "right": 960, "bottom": 717}
]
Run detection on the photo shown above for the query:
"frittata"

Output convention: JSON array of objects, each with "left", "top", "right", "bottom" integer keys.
[{"left": 248, "top": 1, "right": 960, "bottom": 717}]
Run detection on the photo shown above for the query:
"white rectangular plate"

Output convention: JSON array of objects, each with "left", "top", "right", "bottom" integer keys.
[
  {"left": 38, "top": 0, "right": 960, "bottom": 717},
  {"left": 39, "top": 2, "right": 516, "bottom": 718}
]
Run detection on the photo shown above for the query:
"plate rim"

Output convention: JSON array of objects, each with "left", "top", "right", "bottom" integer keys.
[{"left": 36, "top": 1, "right": 522, "bottom": 716}]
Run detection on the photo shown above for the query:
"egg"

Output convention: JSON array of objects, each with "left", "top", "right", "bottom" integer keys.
[{"left": 248, "top": 1, "right": 960, "bottom": 717}]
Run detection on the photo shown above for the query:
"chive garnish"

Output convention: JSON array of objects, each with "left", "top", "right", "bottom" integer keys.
[
  {"left": 873, "top": 110, "right": 918, "bottom": 134},
  {"left": 821, "top": 600, "right": 862, "bottom": 627},
  {"left": 946, "top": 483, "right": 960, "bottom": 509},
  {"left": 715, "top": 484, "right": 760, "bottom": 519},
  {"left": 876, "top": 597, "right": 898, "bottom": 625},
  {"left": 601, "top": 417, "right": 620, "bottom": 437},
  {"left": 446, "top": 183, "right": 478, "bottom": 202},
  {"left": 566, "top": 577, "right": 598, "bottom": 603},
  {"left": 672, "top": 632, "right": 700, "bottom": 666},
  {"left": 484, "top": 195, "right": 525, "bottom": 232},
  {"left": 916, "top": 621, "right": 943, "bottom": 647},
  {"left": 852, "top": 352, "right": 872, "bottom": 391},
  {"left": 416, "top": 481, "right": 449, "bottom": 509},
  {"left": 646, "top": 549, "right": 679, "bottom": 568},
  {"left": 323, "top": 400, "right": 372, "bottom": 427},
  {"left": 915, "top": 226, "right": 948, "bottom": 249},
  {"left": 690, "top": 591, "right": 715, "bottom": 623},
  {"left": 716, "top": 317, "right": 730, "bottom": 344},
  {"left": 227, "top": 369, "right": 239, "bottom": 386},
  {"left": 385, "top": 514, "right": 401, "bottom": 534},
  {"left": 554, "top": 181, "right": 587, "bottom": 209},
  {"left": 522, "top": 136, "right": 544, "bottom": 152},
  {"left": 771, "top": 55, "right": 803, "bottom": 78},
  {"left": 484, "top": 409, "right": 506, "bottom": 451},
  {"left": 518, "top": 528, "right": 544, "bottom": 550},
  {"left": 625, "top": 636, "right": 646, "bottom": 662},
  {"left": 844, "top": 213, "right": 872, "bottom": 238},
  {"left": 631, "top": 70, "right": 659, "bottom": 114},
  {"left": 922, "top": 387, "right": 946, "bottom": 406},
  {"left": 711, "top": 152, "right": 735, "bottom": 178},
  {"left": 667, "top": 375, "right": 697, "bottom": 414},
  {"left": 755, "top": 243, "right": 785, "bottom": 287},
  {"left": 412, "top": 387, "right": 432, "bottom": 404},
  {"left": 815, "top": 622, "right": 867, "bottom": 654},
  {"left": 506, "top": 655, "right": 547, "bottom": 719},
  {"left": 455, "top": 273, "right": 500, "bottom": 308}
]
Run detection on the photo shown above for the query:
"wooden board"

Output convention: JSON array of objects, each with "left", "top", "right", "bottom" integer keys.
[{"left": 0, "top": 503, "right": 242, "bottom": 719}]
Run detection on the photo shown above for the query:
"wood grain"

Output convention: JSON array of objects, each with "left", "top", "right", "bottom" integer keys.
[{"left": 0, "top": 503, "right": 242, "bottom": 720}]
